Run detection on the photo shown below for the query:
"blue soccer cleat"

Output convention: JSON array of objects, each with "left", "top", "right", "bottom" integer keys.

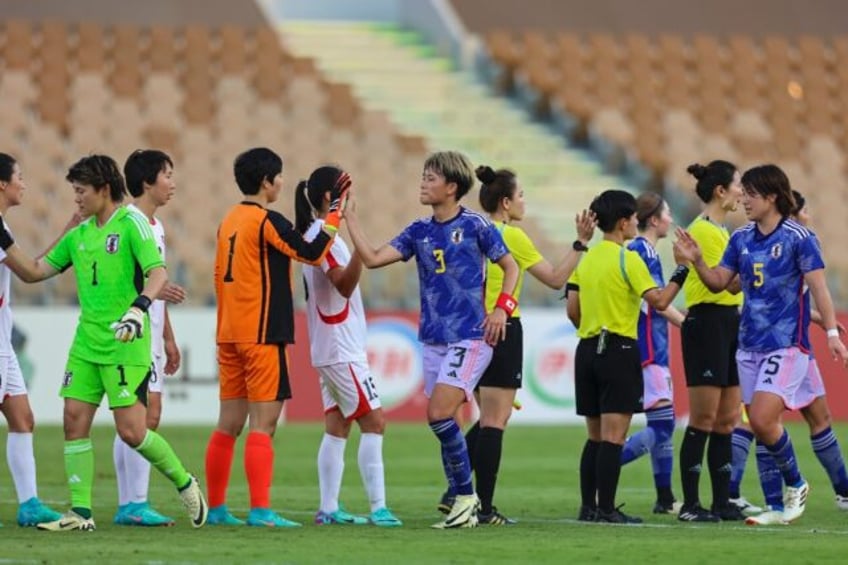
[
  {"left": 369, "top": 507, "right": 402, "bottom": 527},
  {"left": 17, "top": 497, "right": 62, "bottom": 527},
  {"left": 246, "top": 508, "right": 302, "bottom": 528},
  {"left": 314, "top": 506, "right": 369, "bottom": 525},
  {"left": 114, "top": 502, "right": 175, "bottom": 527},
  {"left": 207, "top": 505, "right": 245, "bottom": 526}
]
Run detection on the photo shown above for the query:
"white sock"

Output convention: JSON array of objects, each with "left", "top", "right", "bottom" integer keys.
[
  {"left": 114, "top": 434, "right": 129, "bottom": 506},
  {"left": 318, "top": 433, "right": 347, "bottom": 513},
  {"left": 358, "top": 433, "right": 386, "bottom": 512},
  {"left": 124, "top": 440, "right": 151, "bottom": 504},
  {"left": 7, "top": 432, "right": 37, "bottom": 503}
]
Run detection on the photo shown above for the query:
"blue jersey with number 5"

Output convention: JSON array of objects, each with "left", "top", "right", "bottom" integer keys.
[
  {"left": 720, "top": 219, "right": 824, "bottom": 352},
  {"left": 390, "top": 207, "right": 508, "bottom": 344}
]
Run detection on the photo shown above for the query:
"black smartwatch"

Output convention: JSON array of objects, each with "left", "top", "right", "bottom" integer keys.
[{"left": 572, "top": 240, "right": 589, "bottom": 252}]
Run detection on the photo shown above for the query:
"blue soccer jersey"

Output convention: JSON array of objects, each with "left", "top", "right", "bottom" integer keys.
[
  {"left": 390, "top": 207, "right": 509, "bottom": 344},
  {"left": 720, "top": 219, "right": 825, "bottom": 352},
  {"left": 628, "top": 236, "right": 670, "bottom": 367}
]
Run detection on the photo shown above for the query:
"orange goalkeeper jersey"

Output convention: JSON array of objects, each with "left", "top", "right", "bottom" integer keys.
[{"left": 215, "top": 201, "right": 332, "bottom": 344}]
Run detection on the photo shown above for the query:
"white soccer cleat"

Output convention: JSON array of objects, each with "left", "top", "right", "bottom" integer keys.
[
  {"left": 745, "top": 509, "right": 788, "bottom": 526},
  {"left": 431, "top": 493, "right": 479, "bottom": 529},
  {"left": 36, "top": 510, "right": 96, "bottom": 531},
  {"left": 729, "top": 496, "right": 763, "bottom": 516},
  {"left": 179, "top": 475, "right": 208, "bottom": 528},
  {"left": 781, "top": 481, "right": 810, "bottom": 523},
  {"left": 836, "top": 495, "right": 848, "bottom": 511}
]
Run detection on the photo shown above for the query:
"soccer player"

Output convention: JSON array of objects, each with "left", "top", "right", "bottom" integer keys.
[
  {"left": 346, "top": 151, "right": 519, "bottom": 529},
  {"left": 204, "top": 148, "right": 343, "bottom": 527},
  {"left": 620, "top": 193, "right": 686, "bottom": 514},
  {"left": 733, "top": 189, "right": 848, "bottom": 525},
  {"left": 439, "top": 164, "right": 594, "bottom": 524},
  {"left": 0, "top": 154, "right": 207, "bottom": 531},
  {"left": 0, "top": 153, "right": 62, "bottom": 527},
  {"left": 566, "top": 189, "right": 689, "bottom": 523},
  {"left": 109, "top": 149, "right": 182, "bottom": 526},
  {"left": 675, "top": 164, "right": 848, "bottom": 524},
  {"left": 676, "top": 161, "right": 745, "bottom": 522},
  {"left": 294, "top": 165, "right": 402, "bottom": 528}
]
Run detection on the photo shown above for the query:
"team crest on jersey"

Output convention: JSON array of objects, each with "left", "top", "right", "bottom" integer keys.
[
  {"left": 450, "top": 228, "right": 464, "bottom": 244},
  {"left": 63, "top": 371, "right": 73, "bottom": 387},
  {"left": 105, "top": 233, "right": 120, "bottom": 254},
  {"left": 771, "top": 243, "right": 782, "bottom": 259}
]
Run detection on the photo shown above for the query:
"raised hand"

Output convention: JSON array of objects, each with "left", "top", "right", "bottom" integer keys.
[{"left": 575, "top": 209, "right": 596, "bottom": 243}]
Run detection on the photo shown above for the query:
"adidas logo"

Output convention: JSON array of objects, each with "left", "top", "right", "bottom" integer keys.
[
  {"left": 68, "top": 474, "right": 82, "bottom": 484},
  {"left": 763, "top": 377, "right": 773, "bottom": 384},
  {"left": 118, "top": 388, "right": 131, "bottom": 399},
  {"left": 702, "top": 370, "right": 714, "bottom": 378}
]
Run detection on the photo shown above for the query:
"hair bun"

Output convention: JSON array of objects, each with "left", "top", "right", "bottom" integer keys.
[
  {"left": 475, "top": 165, "right": 497, "bottom": 185},
  {"left": 686, "top": 163, "right": 706, "bottom": 180}
]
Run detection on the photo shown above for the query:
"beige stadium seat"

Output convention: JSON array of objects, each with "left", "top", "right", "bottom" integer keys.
[{"left": 1, "top": 20, "right": 33, "bottom": 71}]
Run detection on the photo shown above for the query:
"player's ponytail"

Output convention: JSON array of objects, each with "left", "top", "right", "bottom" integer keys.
[
  {"left": 688, "top": 160, "right": 737, "bottom": 203},
  {"left": 294, "top": 165, "right": 345, "bottom": 235},
  {"left": 294, "top": 180, "right": 314, "bottom": 235},
  {"left": 477, "top": 165, "right": 517, "bottom": 214}
]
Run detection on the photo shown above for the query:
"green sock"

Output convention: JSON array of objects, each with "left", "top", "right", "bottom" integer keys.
[
  {"left": 135, "top": 430, "right": 191, "bottom": 489},
  {"left": 64, "top": 439, "right": 94, "bottom": 517}
]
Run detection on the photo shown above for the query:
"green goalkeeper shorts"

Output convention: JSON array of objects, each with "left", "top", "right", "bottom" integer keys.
[{"left": 61, "top": 356, "right": 151, "bottom": 409}]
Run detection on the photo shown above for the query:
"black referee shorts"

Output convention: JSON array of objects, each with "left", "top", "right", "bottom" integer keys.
[
  {"left": 681, "top": 303, "right": 740, "bottom": 388},
  {"left": 574, "top": 333, "right": 643, "bottom": 417},
  {"left": 477, "top": 318, "right": 523, "bottom": 390}
]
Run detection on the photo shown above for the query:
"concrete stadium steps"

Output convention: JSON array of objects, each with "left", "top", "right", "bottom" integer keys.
[{"left": 278, "top": 21, "right": 633, "bottom": 252}]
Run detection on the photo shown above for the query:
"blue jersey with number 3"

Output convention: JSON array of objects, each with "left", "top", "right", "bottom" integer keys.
[
  {"left": 628, "top": 236, "right": 669, "bottom": 367},
  {"left": 390, "top": 207, "right": 508, "bottom": 344},
  {"left": 720, "top": 219, "right": 824, "bottom": 352}
]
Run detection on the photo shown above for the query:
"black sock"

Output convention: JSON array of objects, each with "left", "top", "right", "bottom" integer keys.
[
  {"left": 474, "top": 427, "right": 504, "bottom": 514},
  {"left": 580, "top": 439, "right": 601, "bottom": 508},
  {"left": 465, "top": 421, "right": 481, "bottom": 471},
  {"left": 596, "top": 441, "right": 624, "bottom": 513},
  {"left": 679, "top": 426, "right": 709, "bottom": 507},
  {"left": 708, "top": 432, "right": 732, "bottom": 510},
  {"left": 656, "top": 486, "right": 675, "bottom": 505}
]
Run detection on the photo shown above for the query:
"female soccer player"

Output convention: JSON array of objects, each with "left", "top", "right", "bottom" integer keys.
[
  {"left": 294, "top": 165, "right": 401, "bottom": 527},
  {"left": 0, "top": 153, "right": 62, "bottom": 527},
  {"left": 439, "top": 164, "right": 593, "bottom": 524},
  {"left": 346, "top": 150, "right": 519, "bottom": 529},
  {"left": 620, "top": 193, "right": 686, "bottom": 514},
  {"left": 0, "top": 154, "right": 207, "bottom": 531},
  {"left": 566, "top": 190, "right": 689, "bottom": 523},
  {"left": 675, "top": 164, "right": 848, "bottom": 524},
  {"left": 676, "top": 161, "right": 744, "bottom": 522}
]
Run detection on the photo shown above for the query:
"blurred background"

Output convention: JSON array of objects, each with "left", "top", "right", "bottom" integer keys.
[{"left": 2, "top": 0, "right": 847, "bottom": 423}]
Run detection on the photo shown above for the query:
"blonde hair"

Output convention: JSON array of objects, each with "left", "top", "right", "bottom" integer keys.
[{"left": 423, "top": 151, "right": 475, "bottom": 200}]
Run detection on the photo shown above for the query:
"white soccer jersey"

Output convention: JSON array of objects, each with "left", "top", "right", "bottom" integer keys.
[
  {"left": 127, "top": 204, "right": 166, "bottom": 358},
  {"left": 0, "top": 218, "right": 14, "bottom": 357},
  {"left": 303, "top": 219, "right": 368, "bottom": 366}
]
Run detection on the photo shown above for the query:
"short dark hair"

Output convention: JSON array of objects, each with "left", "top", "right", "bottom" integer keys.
[
  {"left": 687, "top": 160, "right": 737, "bottom": 203},
  {"left": 66, "top": 154, "right": 127, "bottom": 202},
  {"left": 233, "top": 147, "right": 283, "bottom": 196},
  {"left": 590, "top": 190, "right": 637, "bottom": 233},
  {"left": 741, "top": 164, "right": 796, "bottom": 217},
  {"left": 0, "top": 153, "right": 16, "bottom": 182},
  {"left": 124, "top": 149, "right": 173, "bottom": 197}
]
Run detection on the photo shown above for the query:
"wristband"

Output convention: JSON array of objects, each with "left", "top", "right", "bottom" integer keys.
[
  {"left": 572, "top": 240, "right": 589, "bottom": 252},
  {"left": 669, "top": 265, "right": 689, "bottom": 286},
  {"left": 495, "top": 292, "right": 518, "bottom": 316},
  {"left": 827, "top": 328, "right": 840, "bottom": 338},
  {"left": 324, "top": 212, "right": 341, "bottom": 232},
  {"left": 131, "top": 295, "right": 152, "bottom": 313}
]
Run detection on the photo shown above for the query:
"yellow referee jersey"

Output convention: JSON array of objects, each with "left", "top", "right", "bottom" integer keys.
[
  {"left": 682, "top": 216, "right": 743, "bottom": 308},
  {"left": 485, "top": 223, "right": 543, "bottom": 317}
]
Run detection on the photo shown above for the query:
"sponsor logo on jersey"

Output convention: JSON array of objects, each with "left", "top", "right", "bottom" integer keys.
[{"left": 105, "top": 233, "right": 120, "bottom": 254}]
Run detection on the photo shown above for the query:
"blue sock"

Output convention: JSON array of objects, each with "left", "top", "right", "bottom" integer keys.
[
  {"left": 811, "top": 426, "right": 848, "bottom": 497},
  {"left": 729, "top": 428, "right": 755, "bottom": 498},
  {"left": 647, "top": 405, "right": 675, "bottom": 492},
  {"left": 764, "top": 430, "right": 803, "bottom": 488},
  {"left": 621, "top": 426, "right": 656, "bottom": 465},
  {"left": 430, "top": 418, "right": 473, "bottom": 495},
  {"left": 441, "top": 444, "right": 457, "bottom": 496},
  {"left": 756, "top": 442, "right": 784, "bottom": 510}
]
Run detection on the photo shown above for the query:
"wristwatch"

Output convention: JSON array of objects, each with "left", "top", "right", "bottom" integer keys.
[{"left": 572, "top": 240, "right": 589, "bottom": 252}]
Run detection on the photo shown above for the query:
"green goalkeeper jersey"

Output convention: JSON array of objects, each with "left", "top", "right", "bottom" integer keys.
[{"left": 45, "top": 207, "right": 165, "bottom": 365}]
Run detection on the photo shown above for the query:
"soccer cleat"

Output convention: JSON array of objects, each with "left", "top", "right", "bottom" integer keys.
[
  {"left": 678, "top": 504, "right": 720, "bottom": 522},
  {"left": 431, "top": 494, "right": 479, "bottom": 529},
  {"left": 577, "top": 505, "right": 597, "bottom": 522},
  {"left": 477, "top": 507, "right": 516, "bottom": 525},
  {"left": 17, "top": 497, "right": 62, "bottom": 527},
  {"left": 246, "top": 508, "right": 302, "bottom": 528},
  {"left": 711, "top": 504, "right": 746, "bottom": 521},
  {"left": 729, "top": 496, "right": 763, "bottom": 516},
  {"left": 36, "top": 510, "right": 96, "bottom": 531},
  {"left": 369, "top": 507, "right": 403, "bottom": 527},
  {"left": 652, "top": 500, "right": 683, "bottom": 515},
  {"left": 781, "top": 481, "right": 810, "bottom": 523},
  {"left": 314, "top": 507, "right": 369, "bottom": 525},
  {"left": 178, "top": 475, "right": 208, "bottom": 528},
  {"left": 836, "top": 494, "right": 848, "bottom": 511},
  {"left": 207, "top": 505, "right": 245, "bottom": 526},
  {"left": 745, "top": 509, "right": 788, "bottom": 526},
  {"left": 437, "top": 491, "right": 455, "bottom": 515},
  {"left": 596, "top": 505, "right": 642, "bottom": 524},
  {"left": 113, "top": 502, "right": 175, "bottom": 527}
]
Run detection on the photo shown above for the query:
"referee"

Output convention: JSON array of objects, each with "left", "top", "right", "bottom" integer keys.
[{"left": 566, "top": 190, "right": 689, "bottom": 523}]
